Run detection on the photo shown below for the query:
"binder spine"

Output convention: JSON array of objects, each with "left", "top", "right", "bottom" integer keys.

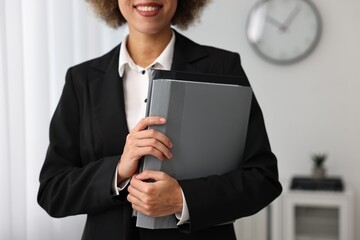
[
  {"left": 141, "top": 80, "right": 172, "bottom": 173},
  {"left": 136, "top": 80, "right": 179, "bottom": 229}
]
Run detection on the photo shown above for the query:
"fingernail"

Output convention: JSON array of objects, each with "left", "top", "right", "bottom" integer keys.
[{"left": 159, "top": 117, "right": 166, "bottom": 122}]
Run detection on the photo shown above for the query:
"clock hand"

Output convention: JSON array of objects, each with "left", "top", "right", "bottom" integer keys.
[
  {"left": 284, "top": 5, "right": 302, "bottom": 28},
  {"left": 266, "top": 15, "right": 288, "bottom": 32}
]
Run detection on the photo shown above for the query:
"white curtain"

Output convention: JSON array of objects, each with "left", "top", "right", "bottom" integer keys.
[{"left": 0, "top": 1, "right": 124, "bottom": 239}]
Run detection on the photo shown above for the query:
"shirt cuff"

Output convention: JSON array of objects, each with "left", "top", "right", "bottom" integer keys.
[
  {"left": 112, "top": 167, "right": 130, "bottom": 195},
  {"left": 175, "top": 189, "right": 190, "bottom": 225}
]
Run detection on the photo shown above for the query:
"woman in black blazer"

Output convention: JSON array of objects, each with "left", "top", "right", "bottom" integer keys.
[{"left": 38, "top": 1, "right": 282, "bottom": 239}]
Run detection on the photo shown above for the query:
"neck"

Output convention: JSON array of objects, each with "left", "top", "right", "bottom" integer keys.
[{"left": 126, "top": 28, "right": 173, "bottom": 68}]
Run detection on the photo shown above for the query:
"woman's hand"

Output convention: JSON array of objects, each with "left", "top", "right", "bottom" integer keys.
[
  {"left": 127, "top": 170, "right": 183, "bottom": 217},
  {"left": 117, "top": 117, "right": 173, "bottom": 183}
]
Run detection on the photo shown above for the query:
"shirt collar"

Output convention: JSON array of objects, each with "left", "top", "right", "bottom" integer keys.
[{"left": 118, "top": 31, "right": 175, "bottom": 77}]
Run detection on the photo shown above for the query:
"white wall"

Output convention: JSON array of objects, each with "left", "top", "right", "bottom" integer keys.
[{"left": 179, "top": 0, "right": 360, "bottom": 239}]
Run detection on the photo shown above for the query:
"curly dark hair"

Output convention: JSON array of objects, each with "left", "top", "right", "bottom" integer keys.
[{"left": 85, "top": 0, "right": 212, "bottom": 30}]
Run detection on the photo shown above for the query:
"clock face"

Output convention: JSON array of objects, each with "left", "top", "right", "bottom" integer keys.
[{"left": 247, "top": 0, "right": 322, "bottom": 64}]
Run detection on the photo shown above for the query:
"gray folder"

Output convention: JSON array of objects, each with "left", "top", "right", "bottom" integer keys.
[{"left": 136, "top": 70, "right": 252, "bottom": 229}]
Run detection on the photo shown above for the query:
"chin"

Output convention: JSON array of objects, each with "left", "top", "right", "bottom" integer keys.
[{"left": 134, "top": 23, "right": 172, "bottom": 36}]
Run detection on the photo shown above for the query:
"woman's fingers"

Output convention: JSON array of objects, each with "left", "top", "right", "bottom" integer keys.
[
  {"left": 131, "top": 117, "right": 166, "bottom": 133},
  {"left": 117, "top": 117, "right": 172, "bottom": 182},
  {"left": 127, "top": 171, "right": 183, "bottom": 217},
  {"left": 131, "top": 128, "right": 173, "bottom": 149},
  {"left": 136, "top": 138, "right": 173, "bottom": 159}
]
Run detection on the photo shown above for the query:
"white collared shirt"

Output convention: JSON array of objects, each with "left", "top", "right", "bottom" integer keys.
[
  {"left": 118, "top": 33, "right": 175, "bottom": 130},
  {"left": 114, "top": 32, "right": 189, "bottom": 225}
]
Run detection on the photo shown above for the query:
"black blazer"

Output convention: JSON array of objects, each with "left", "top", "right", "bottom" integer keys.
[{"left": 38, "top": 31, "right": 282, "bottom": 240}]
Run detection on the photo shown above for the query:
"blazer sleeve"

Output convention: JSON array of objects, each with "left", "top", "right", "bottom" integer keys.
[
  {"left": 37, "top": 68, "right": 126, "bottom": 218},
  {"left": 178, "top": 53, "right": 282, "bottom": 232}
]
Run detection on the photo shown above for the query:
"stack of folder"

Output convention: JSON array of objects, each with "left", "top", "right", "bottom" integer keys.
[
  {"left": 290, "top": 176, "right": 344, "bottom": 191},
  {"left": 136, "top": 69, "right": 253, "bottom": 229}
]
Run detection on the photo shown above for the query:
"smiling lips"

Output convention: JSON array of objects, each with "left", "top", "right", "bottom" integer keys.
[{"left": 134, "top": 2, "right": 163, "bottom": 16}]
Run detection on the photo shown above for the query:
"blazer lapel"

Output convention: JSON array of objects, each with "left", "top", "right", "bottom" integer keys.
[
  {"left": 88, "top": 45, "right": 129, "bottom": 157},
  {"left": 171, "top": 30, "right": 209, "bottom": 72},
  {"left": 86, "top": 32, "right": 209, "bottom": 157}
]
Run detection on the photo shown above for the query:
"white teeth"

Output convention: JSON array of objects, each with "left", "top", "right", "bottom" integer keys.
[{"left": 136, "top": 6, "right": 159, "bottom": 12}]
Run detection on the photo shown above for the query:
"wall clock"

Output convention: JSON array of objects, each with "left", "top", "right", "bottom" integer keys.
[{"left": 246, "top": 0, "right": 322, "bottom": 65}]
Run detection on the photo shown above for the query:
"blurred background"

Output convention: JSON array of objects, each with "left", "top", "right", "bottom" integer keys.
[{"left": 1, "top": 0, "right": 359, "bottom": 239}]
